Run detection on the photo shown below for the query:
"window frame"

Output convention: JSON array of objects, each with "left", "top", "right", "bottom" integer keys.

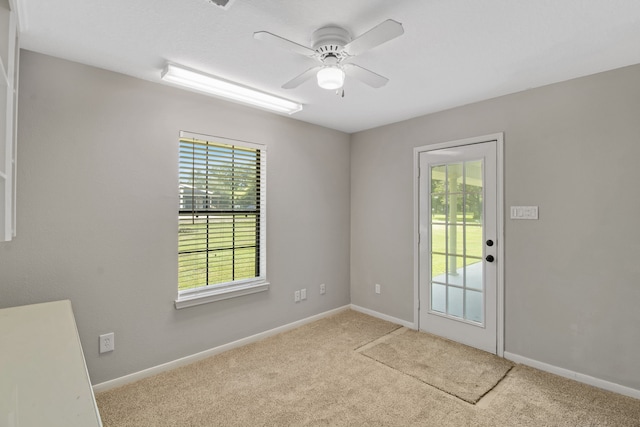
[{"left": 175, "top": 131, "right": 268, "bottom": 309}]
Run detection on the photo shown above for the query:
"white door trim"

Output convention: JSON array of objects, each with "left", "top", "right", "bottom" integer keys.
[{"left": 413, "top": 133, "right": 504, "bottom": 357}]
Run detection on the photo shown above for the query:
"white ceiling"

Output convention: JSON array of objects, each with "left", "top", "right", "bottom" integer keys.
[{"left": 17, "top": 0, "right": 640, "bottom": 133}]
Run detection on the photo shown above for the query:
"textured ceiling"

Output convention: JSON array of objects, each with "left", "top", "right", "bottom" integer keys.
[{"left": 18, "top": 0, "right": 640, "bottom": 133}]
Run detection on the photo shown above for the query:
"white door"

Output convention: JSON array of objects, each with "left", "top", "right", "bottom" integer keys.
[{"left": 418, "top": 139, "right": 500, "bottom": 354}]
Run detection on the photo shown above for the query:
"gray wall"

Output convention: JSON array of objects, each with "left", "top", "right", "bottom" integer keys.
[
  {"left": 2, "top": 49, "right": 639, "bottom": 392},
  {"left": 351, "top": 63, "right": 640, "bottom": 390},
  {"left": 0, "top": 51, "right": 351, "bottom": 384}
]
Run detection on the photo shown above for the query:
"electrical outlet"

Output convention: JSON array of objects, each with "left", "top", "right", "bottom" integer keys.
[
  {"left": 320, "top": 283, "right": 326, "bottom": 295},
  {"left": 99, "top": 332, "right": 114, "bottom": 354},
  {"left": 375, "top": 284, "right": 381, "bottom": 294},
  {"left": 300, "top": 288, "right": 307, "bottom": 300},
  {"left": 294, "top": 290, "right": 301, "bottom": 303}
]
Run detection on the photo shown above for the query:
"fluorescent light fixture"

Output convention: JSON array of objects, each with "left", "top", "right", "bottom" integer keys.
[
  {"left": 161, "top": 63, "right": 303, "bottom": 114},
  {"left": 316, "top": 66, "right": 345, "bottom": 90}
]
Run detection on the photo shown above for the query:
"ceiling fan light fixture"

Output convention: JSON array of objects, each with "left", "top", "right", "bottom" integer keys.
[
  {"left": 316, "top": 66, "right": 345, "bottom": 90},
  {"left": 161, "top": 63, "right": 303, "bottom": 114}
]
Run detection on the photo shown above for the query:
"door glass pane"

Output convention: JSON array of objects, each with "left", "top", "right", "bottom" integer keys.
[
  {"left": 465, "top": 225, "right": 483, "bottom": 258},
  {"left": 431, "top": 223, "right": 446, "bottom": 254},
  {"left": 447, "top": 255, "right": 464, "bottom": 286},
  {"left": 431, "top": 195, "right": 446, "bottom": 224},
  {"left": 448, "top": 287, "right": 463, "bottom": 318},
  {"left": 431, "top": 283, "right": 446, "bottom": 313},
  {"left": 465, "top": 260, "right": 483, "bottom": 291},
  {"left": 466, "top": 194, "right": 483, "bottom": 225},
  {"left": 447, "top": 224, "right": 465, "bottom": 256},
  {"left": 431, "top": 165, "right": 446, "bottom": 194},
  {"left": 431, "top": 254, "right": 446, "bottom": 280},
  {"left": 465, "top": 290, "right": 483, "bottom": 323},
  {"left": 446, "top": 193, "right": 464, "bottom": 225},
  {"left": 447, "top": 255, "right": 464, "bottom": 285},
  {"left": 448, "top": 163, "right": 463, "bottom": 194},
  {"left": 465, "top": 160, "right": 483, "bottom": 189},
  {"left": 466, "top": 160, "right": 483, "bottom": 226}
]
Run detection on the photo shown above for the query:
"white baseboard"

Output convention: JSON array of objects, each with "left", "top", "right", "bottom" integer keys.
[
  {"left": 504, "top": 351, "right": 640, "bottom": 400},
  {"left": 93, "top": 305, "right": 350, "bottom": 393},
  {"left": 350, "top": 304, "right": 416, "bottom": 329}
]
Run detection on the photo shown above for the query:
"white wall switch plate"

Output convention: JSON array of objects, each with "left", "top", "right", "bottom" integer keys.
[
  {"left": 320, "top": 283, "right": 326, "bottom": 295},
  {"left": 300, "top": 288, "right": 307, "bottom": 300},
  {"left": 510, "top": 206, "right": 539, "bottom": 220},
  {"left": 294, "top": 290, "right": 301, "bottom": 303},
  {"left": 375, "top": 284, "right": 381, "bottom": 294}
]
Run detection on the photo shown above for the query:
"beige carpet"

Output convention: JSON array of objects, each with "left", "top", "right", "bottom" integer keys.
[
  {"left": 96, "top": 310, "right": 640, "bottom": 426},
  {"left": 359, "top": 328, "right": 513, "bottom": 403}
]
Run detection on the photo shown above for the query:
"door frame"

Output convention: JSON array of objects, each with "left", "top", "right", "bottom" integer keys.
[{"left": 413, "top": 133, "right": 505, "bottom": 357}]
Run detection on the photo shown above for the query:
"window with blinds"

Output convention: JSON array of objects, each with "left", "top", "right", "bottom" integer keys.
[{"left": 177, "top": 131, "right": 267, "bottom": 308}]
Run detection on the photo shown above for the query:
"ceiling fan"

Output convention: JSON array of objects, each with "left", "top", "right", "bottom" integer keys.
[{"left": 254, "top": 19, "right": 404, "bottom": 91}]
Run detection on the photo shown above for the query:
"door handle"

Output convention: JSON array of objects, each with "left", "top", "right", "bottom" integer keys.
[
  {"left": 486, "top": 239, "right": 494, "bottom": 247},
  {"left": 486, "top": 255, "right": 495, "bottom": 262}
]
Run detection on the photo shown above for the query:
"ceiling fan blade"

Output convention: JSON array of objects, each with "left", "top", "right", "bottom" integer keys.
[
  {"left": 253, "top": 31, "right": 316, "bottom": 58},
  {"left": 343, "top": 19, "right": 404, "bottom": 57},
  {"left": 282, "top": 66, "right": 322, "bottom": 89},
  {"left": 343, "top": 63, "right": 389, "bottom": 88}
]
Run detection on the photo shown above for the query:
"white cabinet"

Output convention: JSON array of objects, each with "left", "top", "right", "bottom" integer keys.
[
  {"left": 0, "top": 301, "right": 103, "bottom": 426},
  {"left": 0, "top": 0, "right": 18, "bottom": 242}
]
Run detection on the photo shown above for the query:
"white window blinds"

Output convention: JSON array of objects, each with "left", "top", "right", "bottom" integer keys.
[{"left": 178, "top": 131, "right": 266, "bottom": 299}]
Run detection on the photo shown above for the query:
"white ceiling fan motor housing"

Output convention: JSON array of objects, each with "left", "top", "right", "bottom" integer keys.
[{"left": 311, "top": 26, "right": 351, "bottom": 61}]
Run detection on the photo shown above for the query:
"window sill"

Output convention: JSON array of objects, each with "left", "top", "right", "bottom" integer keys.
[{"left": 174, "top": 281, "right": 270, "bottom": 309}]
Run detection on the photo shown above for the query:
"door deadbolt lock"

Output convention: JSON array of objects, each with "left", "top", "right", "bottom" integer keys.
[{"left": 486, "top": 239, "right": 494, "bottom": 247}]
